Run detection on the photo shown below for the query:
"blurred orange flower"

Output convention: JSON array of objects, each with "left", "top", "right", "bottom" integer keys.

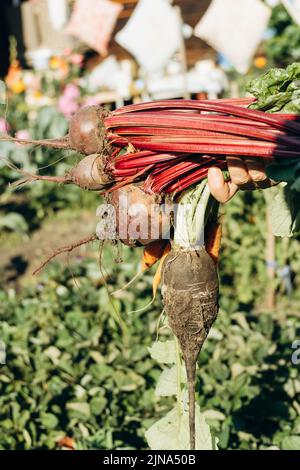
[
  {"left": 50, "top": 56, "right": 69, "bottom": 79},
  {"left": 6, "top": 61, "right": 25, "bottom": 94},
  {"left": 254, "top": 56, "right": 267, "bottom": 69},
  {"left": 49, "top": 56, "right": 63, "bottom": 69},
  {"left": 49, "top": 56, "right": 69, "bottom": 79},
  {"left": 33, "top": 90, "right": 42, "bottom": 99},
  {"left": 10, "top": 80, "right": 26, "bottom": 94}
]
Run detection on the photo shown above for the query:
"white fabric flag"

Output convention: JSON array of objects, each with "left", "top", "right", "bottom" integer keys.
[
  {"left": 194, "top": 0, "right": 271, "bottom": 74},
  {"left": 47, "top": 0, "right": 68, "bottom": 30},
  {"left": 66, "top": 0, "right": 122, "bottom": 56},
  {"left": 282, "top": 0, "right": 300, "bottom": 26},
  {"left": 116, "top": 0, "right": 181, "bottom": 73}
]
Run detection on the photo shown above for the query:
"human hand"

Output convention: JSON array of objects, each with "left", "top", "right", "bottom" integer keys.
[{"left": 208, "top": 156, "right": 275, "bottom": 203}]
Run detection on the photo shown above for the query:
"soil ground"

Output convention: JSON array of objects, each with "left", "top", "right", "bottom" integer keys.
[{"left": 0, "top": 209, "right": 97, "bottom": 288}]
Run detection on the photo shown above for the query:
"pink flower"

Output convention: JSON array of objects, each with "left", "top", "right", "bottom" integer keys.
[
  {"left": 58, "top": 84, "right": 81, "bottom": 118},
  {"left": 64, "top": 83, "right": 80, "bottom": 100},
  {"left": 15, "top": 130, "right": 30, "bottom": 140},
  {"left": 58, "top": 96, "right": 79, "bottom": 118},
  {"left": 0, "top": 118, "right": 10, "bottom": 134},
  {"left": 70, "top": 53, "right": 84, "bottom": 66}
]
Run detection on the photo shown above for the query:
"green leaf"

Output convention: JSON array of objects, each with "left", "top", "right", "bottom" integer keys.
[
  {"left": 44, "top": 346, "right": 61, "bottom": 365},
  {"left": 155, "top": 366, "right": 180, "bottom": 397},
  {"left": 0, "top": 213, "right": 28, "bottom": 233},
  {"left": 145, "top": 404, "right": 216, "bottom": 450},
  {"left": 281, "top": 435, "right": 300, "bottom": 450},
  {"left": 148, "top": 340, "right": 177, "bottom": 365},
  {"left": 89, "top": 363, "right": 113, "bottom": 383},
  {"left": 266, "top": 159, "right": 300, "bottom": 186},
  {"left": 90, "top": 396, "right": 108, "bottom": 416},
  {"left": 202, "top": 409, "right": 226, "bottom": 421},
  {"left": 247, "top": 63, "right": 300, "bottom": 112},
  {"left": 40, "top": 413, "right": 59, "bottom": 430},
  {"left": 113, "top": 370, "right": 145, "bottom": 392},
  {"left": 269, "top": 185, "right": 300, "bottom": 237},
  {"left": 23, "top": 429, "right": 32, "bottom": 448},
  {"left": 66, "top": 402, "right": 90, "bottom": 419}
]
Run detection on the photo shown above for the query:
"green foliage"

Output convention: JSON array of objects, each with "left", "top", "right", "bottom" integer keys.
[
  {"left": 0, "top": 246, "right": 168, "bottom": 450},
  {"left": 265, "top": 4, "right": 300, "bottom": 66},
  {"left": 146, "top": 403, "right": 216, "bottom": 451},
  {"left": 146, "top": 339, "right": 216, "bottom": 450},
  {"left": 247, "top": 62, "right": 300, "bottom": 112},
  {"left": 268, "top": 185, "right": 300, "bottom": 237},
  {"left": 0, "top": 192, "right": 299, "bottom": 450},
  {"left": 247, "top": 63, "right": 300, "bottom": 238},
  {"left": 267, "top": 159, "right": 300, "bottom": 188},
  {"left": 0, "top": 104, "right": 97, "bottom": 234}
]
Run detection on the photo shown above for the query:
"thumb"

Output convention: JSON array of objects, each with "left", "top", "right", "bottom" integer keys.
[{"left": 208, "top": 167, "right": 238, "bottom": 203}]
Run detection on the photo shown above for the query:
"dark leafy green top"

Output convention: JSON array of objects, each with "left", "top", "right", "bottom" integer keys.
[
  {"left": 246, "top": 63, "right": 300, "bottom": 112},
  {"left": 246, "top": 64, "right": 300, "bottom": 237}
]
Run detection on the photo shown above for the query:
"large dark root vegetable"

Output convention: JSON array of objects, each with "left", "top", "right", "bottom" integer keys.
[
  {"left": 161, "top": 247, "right": 219, "bottom": 450},
  {"left": 108, "top": 184, "right": 173, "bottom": 247}
]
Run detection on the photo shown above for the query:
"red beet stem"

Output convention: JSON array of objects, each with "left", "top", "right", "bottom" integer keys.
[
  {"left": 165, "top": 161, "right": 227, "bottom": 194},
  {"left": 143, "top": 155, "right": 224, "bottom": 193},
  {"left": 105, "top": 164, "right": 153, "bottom": 193},
  {"left": 109, "top": 135, "right": 299, "bottom": 158},
  {"left": 107, "top": 114, "right": 300, "bottom": 148},
  {"left": 114, "top": 153, "right": 189, "bottom": 170},
  {"left": 111, "top": 126, "right": 244, "bottom": 139},
  {"left": 111, "top": 99, "right": 300, "bottom": 134}
]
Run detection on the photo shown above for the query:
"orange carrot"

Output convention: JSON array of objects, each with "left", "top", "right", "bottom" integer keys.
[
  {"left": 152, "top": 242, "right": 171, "bottom": 297},
  {"left": 205, "top": 222, "right": 222, "bottom": 264},
  {"left": 113, "top": 240, "right": 170, "bottom": 296},
  {"left": 126, "top": 242, "right": 171, "bottom": 314},
  {"left": 141, "top": 239, "right": 169, "bottom": 271}
]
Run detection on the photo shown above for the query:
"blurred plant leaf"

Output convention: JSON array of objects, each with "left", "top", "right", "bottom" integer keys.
[
  {"left": 145, "top": 404, "right": 216, "bottom": 450},
  {"left": 281, "top": 435, "right": 300, "bottom": 450},
  {"left": 0, "top": 212, "right": 28, "bottom": 233},
  {"left": 148, "top": 340, "right": 176, "bottom": 365}
]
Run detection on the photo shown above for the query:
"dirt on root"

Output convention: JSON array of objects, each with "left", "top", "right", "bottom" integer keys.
[{"left": 0, "top": 210, "right": 97, "bottom": 289}]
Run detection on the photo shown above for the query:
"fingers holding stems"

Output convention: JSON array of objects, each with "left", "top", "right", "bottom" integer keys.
[{"left": 208, "top": 156, "right": 276, "bottom": 203}]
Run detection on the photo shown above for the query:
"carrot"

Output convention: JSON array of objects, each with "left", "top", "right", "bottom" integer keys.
[
  {"left": 141, "top": 240, "right": 170, "bottom": 271},
  {"left": 129, "top": 241, "right": 172, "bottom": 315},
  {"left": 151, "top": 242, "right": 171, "bottom": 297},
  {"left": 205, "top": 222, "right": 222, "bottom": 264},
  {"left": 113, "top": 240, "right": 170, "bottom": 295}
]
